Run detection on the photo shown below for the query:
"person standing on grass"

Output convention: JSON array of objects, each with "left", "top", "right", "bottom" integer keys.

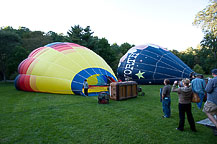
[
  {"left": 172, "top": 79, "right": 197, "bottom": 132},
  {"left": 203, "top": 68, "right": 217, "bottom": 136},
  {"left": 162, "top": 79, "right": 171, "bottom": 118},
  {"left": 83, "top": 79, "right": 89, "bottom": 96},
  {"left": 191, "top": 74, "right": 206, "bottom": 109}
]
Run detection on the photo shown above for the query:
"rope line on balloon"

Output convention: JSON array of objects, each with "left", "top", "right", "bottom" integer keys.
[
  {"left": 181, "top": 67, "right": 187, "bottom": 78},
  {"left": 87, "top": 49, "right": 109, "bottom": 83},
  {"left": 143, "top": 48, "right": 187, "bottom": 69},
  {"left": 70, "top": 46, "right": 107, "bottom": 84},
  {"left": 50, "top": 46, "right": 93, "bottom": 78},
  {"left": 134, "top": 62, "right": 185, "bottom": 73},
  {"left": 31, "top": 53, "right": 90, "bottom": 81},
  {"left": 97, "top": 56, "right": 113, "bottom": 83},
  {"left": 80, "top": 48, "right": 108, "bottom": 84},
  {"left": 31, "top": 47, "right": 93, "bottom": 94},
  {"left": 134, "top": 49, "right": 183, "bottom": 73},
  {"left": 160, "top": 53, "right": 193, "bottom": 76},
  {"left": 152, "top": 53, "right": 169, "bottom": 81},
  {"left": 50, "top": 45, "right": 108, "bottom": 93},
  {"left": 131, "top": 67, "right": 186, "bottom": 79},
  {"left": 58, "top": 44, "right": 105, "bottom": 84},
  {"left": 66, "top": 46, "right": 97, "bottom": 78},
  {"left": 141, "top": 49, "right": 187, "bottom": 70},
  {"left": 119, "top": 50, "right": 192, "bottom": 79},
  {"left": 155, "top": 51, "right": 192, "bottom": 77},
  {"left": 136, "top": 53, "right": 191, "bottom": 76},
  {"left": 139, "top": 51, "right": 190, "bottom": 72},
  {"left": 118, "top": 64, "right": 190, "bottom": 81},
  {"left": 118, "top": 64, "right": 183, "bottom": 78},
  {"left": 119, "top": 60, "right": 191, "bottom": 77}
]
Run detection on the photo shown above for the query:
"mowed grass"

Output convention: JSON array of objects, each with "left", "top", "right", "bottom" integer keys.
[{"left": 0, "top": 83, "right": 216, "bottom": 144}]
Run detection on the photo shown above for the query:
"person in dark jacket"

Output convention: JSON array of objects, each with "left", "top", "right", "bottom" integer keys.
[
  {"left": 203, "top": 68, "right": 217, "bottom": 136},
  {"left": 162, "top": 79, "right": 171, "bottom": 118},
  {"left": 172, "top": 78, "right": 197, "bottom": 132}
]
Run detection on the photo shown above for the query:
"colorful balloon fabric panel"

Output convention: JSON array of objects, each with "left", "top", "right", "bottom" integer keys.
[
  {"left": 117, "top": 44, "right": 194, "bottom": 84},
  {"left": 15, "top": 42, "right": 117, "bottom": 96}
]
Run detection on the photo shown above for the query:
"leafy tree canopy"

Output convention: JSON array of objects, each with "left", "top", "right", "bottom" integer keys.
[
  {"left": 193, "top": 64, "right": 205, "bottom": 74},
  {"left": 0, "top": 30, "right": 22, "bottom": 81},
  {"left": 193, "top": 0, "right": 217, "bottom": 36}
]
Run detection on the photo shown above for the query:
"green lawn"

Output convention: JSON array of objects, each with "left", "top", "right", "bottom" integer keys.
[{"left": 0, "top": 83, "right": 216, "bottom": 144}]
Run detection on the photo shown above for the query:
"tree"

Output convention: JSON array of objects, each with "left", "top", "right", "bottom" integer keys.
[
  {"left": 198, "top": 47, "right": 215, "bottom": 73},
  {"left": 200, "top": 32, "right": 217, "bottom": 62},
  {"left": 193, "top": 64, "right": 205, "bottom": 74},
  {"left": 0, "top": 30, "right": 21, "bottom": 81},
  {"left": 46, "top": 31, "right": 66, "bottom": 42},
  {"left": 193, "top": 0, "right": 217, "bottom": 36},
  {"left": 66, "top": 25, "right": 83, "bottom": 44},
  {"left": 110, "top": 43, "right": 121, "bottom": 74},
  {"left": 119, "top": 42, "right": 134, "bottom": 55},
  {"left": 178, "top": 47, "right": 196, "bottom": 69},
  {"left": 193, "top": 0, "right": 217, "bottom": 70},
  {"left": 170, "top": 49, "right": 180, "bottom": 57},
  {"left": 16, "top": 26, "right": 31, "bottom": 38},
  {"left": 66, "top": 25, "right": 95, "bottom": 50},
  {"left": 21, "top": 31, "right": 53, "bottom": 51},
  {"left": 81, "top": 26, "right": 95, "bottom": 49},
  {"left": 95, "top": 38, "right": 116, "bottom": 70},
  {"left": 7, "top": 46, "right": 29, "bottom": 80}
]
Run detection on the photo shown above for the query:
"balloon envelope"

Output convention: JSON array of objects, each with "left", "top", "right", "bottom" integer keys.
[
  {"left": 117, "top": 44, "right": 193, "bottom": 84},
  {"left": 15, "top": 42, "right": 117, "bottom": 96}
]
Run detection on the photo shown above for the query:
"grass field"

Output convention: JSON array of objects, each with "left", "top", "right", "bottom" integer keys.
[{"left": 0, "top": 83, "right": 216, "bottom": 144}]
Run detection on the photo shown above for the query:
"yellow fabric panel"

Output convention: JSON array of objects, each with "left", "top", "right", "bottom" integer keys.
[
  {"left": 30, "top": 59, "right": 76, "bottom": 81},
  {"left": 64, "top": 48, "right": 105, "bottom": 70},
  {"left": 29, "top": 75, "right": 38, "bottom": 91},
  {"left": 31, "top": 47, "right": 116, "bottom": 79},
  {"left": 87, "top": 86, "right": 109, "bottom": 93},
  {"left": 33, "top": 48, "right": 77, "bottom": 72},
  {"left": 63, "top": 49, "right": 95, "bottom": 70},
  {"left": 82, "top": 49, "right": 107, "bottom": 69},
  {"left": 87, "top": 74, "right": 100, "bottom": 85},
  {"left": 35, "top": 76, "right": 74, "bottom": 94}
]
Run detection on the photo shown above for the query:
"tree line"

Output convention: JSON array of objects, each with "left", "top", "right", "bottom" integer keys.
[
  {"left": 0, "top": 0, "right": 216, "bottom": 81},
  {"left": 0, "top": 26, "right": 134, "bottom": 81}
]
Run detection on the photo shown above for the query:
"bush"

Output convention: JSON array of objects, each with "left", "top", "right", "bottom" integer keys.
[{"left": 193, "top": 64, "right": 205, "bottom": 74}]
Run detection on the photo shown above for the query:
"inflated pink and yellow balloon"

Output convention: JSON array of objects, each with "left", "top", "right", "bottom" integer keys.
[{"left": 15, "top": 42, "right": 117, "bottom": 96}]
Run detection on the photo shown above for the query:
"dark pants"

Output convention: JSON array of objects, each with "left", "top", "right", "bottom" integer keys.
[
  {"left": 178, "top": 103, "right": 196, "bottom": 131},
  {"left": 84, "top": 88, "right": 88, "bottom": 96},
  {"left": 162, "top": 97, "right": 171, "bottom": 118}
]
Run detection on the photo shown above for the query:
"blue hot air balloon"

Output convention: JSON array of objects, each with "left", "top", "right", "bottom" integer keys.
[{"left": 117, "top": 44, "right": 194, "bottom": 84}]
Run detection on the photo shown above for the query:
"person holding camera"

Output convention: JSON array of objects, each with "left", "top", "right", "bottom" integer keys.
[{"left": 172, "top": 79, "right": 197, "bottom": 132}]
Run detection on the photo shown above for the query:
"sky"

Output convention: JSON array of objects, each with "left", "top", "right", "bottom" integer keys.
[{"left": 1, "top": 0, "right": 210, "bottom": 51}]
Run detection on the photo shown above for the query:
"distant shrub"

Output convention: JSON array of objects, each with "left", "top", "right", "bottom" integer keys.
[{"left": 193, "top": 64, "right": 205, "bottom": 74}]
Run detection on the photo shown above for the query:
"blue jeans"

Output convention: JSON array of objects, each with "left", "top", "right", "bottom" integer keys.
[
  {"left": 197, "top": 93, "right": 205, "bottom": 109},
  {"left": 162, "top": 97, "right": 171, "bottom": 118}
]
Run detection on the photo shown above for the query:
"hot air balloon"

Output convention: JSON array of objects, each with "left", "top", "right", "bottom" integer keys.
[
  {"left": 15, "top": 42, "right": 117, "bottom": 96},
  {"left": 117, "top": 44, "right": 194, "bottom": 84}
]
